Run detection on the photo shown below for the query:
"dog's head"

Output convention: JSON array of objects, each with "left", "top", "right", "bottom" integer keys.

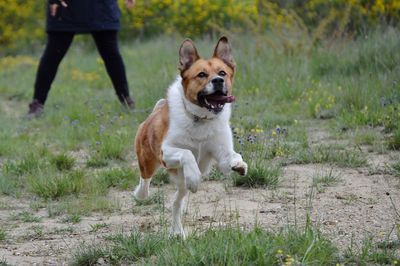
[{"left": 179, "top": 37, "right": 236, "bottom": 114}]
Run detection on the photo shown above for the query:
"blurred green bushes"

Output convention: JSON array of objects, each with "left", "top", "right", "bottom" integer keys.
[{"left": 1, "top": 0, "right": 399, "bottom": 53}]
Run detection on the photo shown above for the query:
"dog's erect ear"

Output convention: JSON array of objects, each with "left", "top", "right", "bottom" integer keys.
[
  {"left": 213, "top": 36, "right": 235, "bottom": 70},
  {"left": 179, "top": 39, "right": 200, "bottom": 72}
]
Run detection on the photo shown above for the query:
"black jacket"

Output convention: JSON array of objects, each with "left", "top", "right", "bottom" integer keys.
[{"left": 46, "top": 0, "right": 121, "bottom": 33}]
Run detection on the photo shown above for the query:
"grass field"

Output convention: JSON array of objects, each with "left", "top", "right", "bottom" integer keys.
[{"left": 0, "top": 29, "right": 400, "bottom": 265}]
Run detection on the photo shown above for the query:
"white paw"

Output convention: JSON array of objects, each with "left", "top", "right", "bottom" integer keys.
[
  {"left": 170, "top": 226, "right": 186, "bottom": 239},
  {"left": 186, "top": 176, "right": 200, "bottom": 193},
  {"left": 231, "top": 161, "right": 248, "bottom": 176},
  {"left": 185, "top": 167, "right": 201, "bottom": 193},
  {"left": 133, "top": 185, "right": 149, "bottom": 200}
]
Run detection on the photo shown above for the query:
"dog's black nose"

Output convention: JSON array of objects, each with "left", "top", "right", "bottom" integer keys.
[{"left": 211, "top": 77, "right": 224, "bottom": 85}]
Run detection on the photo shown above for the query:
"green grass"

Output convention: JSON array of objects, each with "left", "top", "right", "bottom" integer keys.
[
  {"left": 51, "top": 153, "right": 75, "bottom": 171},
  {"left": 85, "top": 155, "right": 109, "bottom": 168},
  {"left": 97, "top": 167, "right": 139, "bottom": 190},
  {"left": 0, "top": 172, "right": 19, "bottom": 197},
  {"left": 232, "top": 163, "right": 281, "bottom": 188},
  {"left": 70, "top": 244, "right": 106, "bottom": 266},
  {"left": 3, "top": 153, "right": 43, "bottom": 176},
  {"left": 134, "top": 190, "right": 165, "bottom": 206},
  {"left": 388, "top": 127, "right": 400, "bottom": 150},
  {"left": 151, "top": 169, "right": 170, "bottom": 186},
  {"left": 89, "top": 223, "right": 108, "bottom": 233},
  {"left": 311, "top": 29, "right": 400, "bottom": 78},
  {"left": 47, "top": 195, "right": 120, "bottom": 217},
  {"left": 52, "top": 226, "right": 74, "bottom": 235},
  {"left": 391, "top": 159, "right": 400, "bottom": 177},
  {"left": 0, "top": 228, "right": 6, "bottom": 242},
  {"left": 312, "top": 168, "right": 342, "bottom": 193},
  {"left": 344, "top": 237, "right": 400, "bottom": 265},
  {"left": 29, "top": 170, "right": 85, "bottom": 200},
  {"left": 29, "top": 225, "right": 44, "bottom": 239},
  {"left": 205, "top": 167, "right": 226, "bottom": 181},
  {"left": 94, "top": 135, "right": 129, "bottom": 161},
  {"left": 61, "top": 214, "right": 81, "bottom": 224},
  {"left": 11, "top": 211, "right": 42, "bottom": 223},
  {"left": 289, "top": 145, "right": 367, "bottom": 168},
  {"left": 353, "top": 129, "right": 380, "bottom": 146},
  {"left": 105, "top": 231, "right": 167, "bottom": 263},
  {"left": 70, "top": 225, "right": 338, "bottom": 265},
  {"left": 310, "top": 28, "right": 400, "bottom": 131}
]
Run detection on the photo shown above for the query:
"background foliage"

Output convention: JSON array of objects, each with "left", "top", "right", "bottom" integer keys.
[{"left": 1, "top": 0, "right": 399, "bottom": 53}]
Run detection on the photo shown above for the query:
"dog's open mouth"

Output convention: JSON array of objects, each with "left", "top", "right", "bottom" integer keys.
[{"left": 198, "top": 91, "right": 235, "bottom": 113}]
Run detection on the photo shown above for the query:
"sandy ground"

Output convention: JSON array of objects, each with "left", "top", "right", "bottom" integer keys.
[{"left": 1, "top": 126, "right": 399, "bottom": 265}]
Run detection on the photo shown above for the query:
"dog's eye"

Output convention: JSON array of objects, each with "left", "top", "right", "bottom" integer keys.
[
  {"left": 218, "top": 70, "right": 226, "bottom": 76},
  {"left": 197, "top": 72, "right": 208, "bottom": 78}
]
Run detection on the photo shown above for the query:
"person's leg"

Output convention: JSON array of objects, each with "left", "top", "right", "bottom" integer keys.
[
  {"left": 91, "top": 30, "right": 134, "bottom": 108},
  {"left": 30, "top": 32, "right": 75, "bottom": 111}
]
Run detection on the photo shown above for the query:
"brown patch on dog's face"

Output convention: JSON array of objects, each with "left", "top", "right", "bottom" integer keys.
[{"left": 179, "top": 37, "right": 236, "bottom": 114}]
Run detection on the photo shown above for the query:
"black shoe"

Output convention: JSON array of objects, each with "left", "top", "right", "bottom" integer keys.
[
  {"left": 121, "top": 96, "right": 135, "bottom": 109},
  {"left": 27, "top": 99, "right": 44, "bottom": 119}
]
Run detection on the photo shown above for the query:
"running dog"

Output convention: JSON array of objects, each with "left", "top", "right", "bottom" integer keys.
[{"left": 133, "top": 37, "right": 247, "bottom": 238}]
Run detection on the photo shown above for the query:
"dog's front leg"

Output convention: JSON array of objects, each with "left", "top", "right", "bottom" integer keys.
[
  {"left": 218, "top": 150, "right": 247, "bottom": 176},
  {"left": 162, "top": 145, "right": 201, "bottom": 193},
  {"left": 210, "top": 127, "right": 248, "bottom": 176},
  {"left": 229, "top": 152, "right": 248, "bottom": 176}
]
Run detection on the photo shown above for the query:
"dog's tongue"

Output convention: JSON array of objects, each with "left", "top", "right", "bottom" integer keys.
[{"left": 206, "top": 94, "right": 235, "bottom": 104}]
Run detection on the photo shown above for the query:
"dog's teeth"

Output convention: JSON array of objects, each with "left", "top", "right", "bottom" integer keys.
[{"left": 204, "top": 98, "right": 209, "bottom": 105}]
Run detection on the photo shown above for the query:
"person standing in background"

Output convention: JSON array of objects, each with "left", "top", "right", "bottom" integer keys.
[{"left": 28, "top": 0, "right": 136, "bottom": 117}]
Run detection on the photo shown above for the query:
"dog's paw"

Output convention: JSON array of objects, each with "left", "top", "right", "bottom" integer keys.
[
  {"left": 231, "top": 161, "right": 248, "bottom": 176},
  {"left": 186, "top": 177, "right": 200, "bottom": 193},
  {"left": 185, "top": 167, "right": 201, "bottom": 193},
  {"left": 170, "top": 226, "right": 186, "bottom": 239},
  {"left": 133, "top": 185, "right": 149, "bottom": 200}
]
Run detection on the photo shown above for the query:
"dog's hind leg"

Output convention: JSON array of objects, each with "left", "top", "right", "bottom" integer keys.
[
  {"left": 133, "top": 157, "right": 158, "bottom": 200},
  {"left": 134, "top": 177, "right": 152, "bottom": 199},
  {"left": 170, "top": 169, "right": 188, "bottom": 238}
]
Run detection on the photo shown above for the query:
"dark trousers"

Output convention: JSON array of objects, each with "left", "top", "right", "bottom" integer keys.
[{"left": 33, "top": 30, "right": 130, "bottom": 104}]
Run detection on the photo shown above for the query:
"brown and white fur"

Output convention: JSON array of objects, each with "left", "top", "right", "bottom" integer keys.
[{"left": 133, "top": 37, "right": 247, "bottom": 238}]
